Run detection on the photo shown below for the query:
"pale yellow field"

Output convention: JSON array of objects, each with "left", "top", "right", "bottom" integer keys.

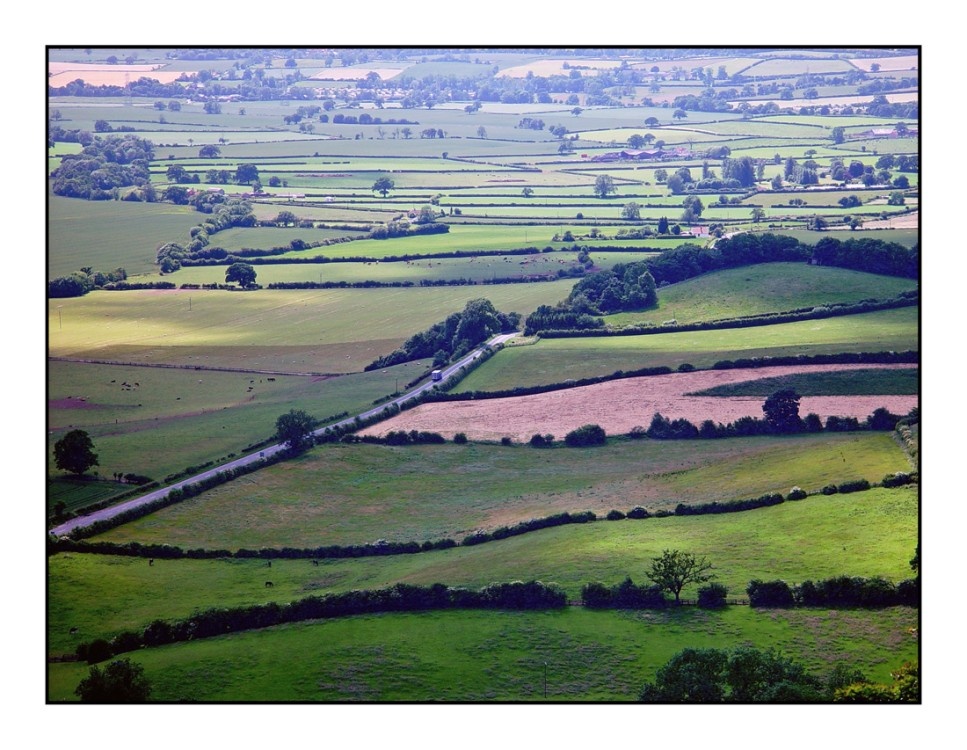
[
  {"left": 848, "top": 55, "right": 919, "bottom": 72},
  {"left": 499, "top": 59, "right": 624, "bottom": 78},
  {"left": 308, "top": 67, "right": 407, "bottom": 81}
]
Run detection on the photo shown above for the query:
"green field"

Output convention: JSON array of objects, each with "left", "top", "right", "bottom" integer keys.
[
  {"left": 48, "top": 485, "right": 916, "bottom": 654},
  {"left": 93, "top": 431, "right": 911, "bottom": 549},
  {"left": 47, "top": 604, "right": 917, "bottom": 702},
  {"left": 603, "top": 263, "right": 918, "bottom": 327},
  {"left": 457, "top": 306, "right": 919, "bottom": 392},
  {"left": 47, "top": 359, "right": 426, "bottom": 481},
  {"left": 689, "top": 367, "right": 919, "bottom": 397},
  {"left": 152, "top": 254, "right": 593, "bottom": 286},
  {"left": 48, "top": 194, "right": 199, "bottom": 278}
]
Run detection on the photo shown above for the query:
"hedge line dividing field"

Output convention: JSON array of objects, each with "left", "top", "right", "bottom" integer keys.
[{"left": 49, "top": 476, "right": 916, "bottom": 561}]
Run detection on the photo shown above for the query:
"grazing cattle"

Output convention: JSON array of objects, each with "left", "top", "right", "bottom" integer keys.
[
  {"left": 266, "top": 561, "right": 271, "bottom": 568},
  {"left": 148, "top": 559, "right": 154, "bottom": 566},
  {"left": 312, "top": 560, "right": 319, "bottom": 566},
  {"left": 265, "top": 581, "right": 274, "bottom": 587},
  {"left": 69, "top": 627, "right": 79, "bottom": 635}
]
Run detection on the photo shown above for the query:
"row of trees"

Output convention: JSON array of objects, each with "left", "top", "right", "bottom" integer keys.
[
  {"left": 640, "top": 647, "right": 917, "bottom": 702},
  {"left": 365, "top": 298, "right": 519, "bottom": 370},
  {"left": 523, "top": 260, "right": 658, "bottom": 334},
  {"left": 645, "top": 391, "right": 908, "bottom": 440}
]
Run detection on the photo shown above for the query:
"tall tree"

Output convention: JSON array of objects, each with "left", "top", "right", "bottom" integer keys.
[
  {"left": 372, "top": 177, "right": 395, "bottom": 197},
  {"left": 54, "top": 430, "right": 99, "bottom": 476},
  {"left": 594, "top": 174, "right": 616, "bottom": 199},
  {"left": 225, "top": 262, "right": 257, "bottom": 287},
  {"left": 646, "top": 549, "right": 714, "bottom": 604},
  {"left": 621, "top": 202, "right": 641, "bottom": 220},
  {"left": 762, "top": 389, "right": 803, "bottom": 433},
  {"left": 276, "top": 409, "right": 317, "bottom": 453}
]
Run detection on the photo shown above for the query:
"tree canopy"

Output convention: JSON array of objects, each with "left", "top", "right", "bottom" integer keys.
[
  {"left": 225, "top": 262, "right": 257, "bottom": 287},
  {"left": 645, "top": 549, "right": 714, "bottom": 603},
  {"left": 54, "top": 429, "right": 99, "bottom": 476},
  {"left": 372, "top": 177, "right": 395, "bottom": 197},
  {"left": 276, "top": 409, "right": 318, "bottom": 453},
  {"left": 762, "top": 389, "right": 802, "bottom": 433},
  {"left": 75, "top": 658, "right": 151, "bottom": 703},
  {"left": 641, "top": 647, "right": 826, "bottom": 703},
  {"left": 593, "top": 174, "right": 616, "bottom": 199}
]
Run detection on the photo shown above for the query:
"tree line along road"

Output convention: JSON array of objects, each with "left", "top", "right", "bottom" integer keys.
[{"left": 49, "top": 333, "right": 518, "bottom": 538}]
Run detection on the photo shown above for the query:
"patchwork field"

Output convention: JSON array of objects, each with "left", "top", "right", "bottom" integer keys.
[{"left": 46, "top": 46, "right": 921, "bottom": 708}]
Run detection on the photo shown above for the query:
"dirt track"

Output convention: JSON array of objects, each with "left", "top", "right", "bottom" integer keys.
[{"left": 358, "top": 363, "right": 918, "bottom": 442}]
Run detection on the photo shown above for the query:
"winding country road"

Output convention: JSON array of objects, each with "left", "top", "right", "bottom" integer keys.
[{"left": 49, "top": 332, "right": 518, "bottom": 538}]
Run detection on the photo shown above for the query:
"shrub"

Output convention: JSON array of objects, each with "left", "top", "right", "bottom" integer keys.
[
  {"left": 786, "top": 486, "right": 807, "bottom": 501},
  {"left": 747, "top": 579, "right": 795, "bottom": 607},
  {"left": 453, "top": 432, "right": 468, "bottom": 444},
  {"left": 627, "top": 506, "right": 650, "bottom": 519},
  {"left": 837, "top": 479, "right": 871, "bottom": 494},
  {"left": 564, "top": 424, "right": 607, "bottom": 447},
  {"left": 821, "top": 484, "right": 839, "bottom": 495},
  {"left": 697, "top": 582, "right": 728, "bottom": 608},
  {"left": 581, "top": 581, "right": 613, "bottom": 608},
  {"left": 606, "top": 509, "right": 626, "bottom": 521},
  {"left": 881, "top": 472, "right": 913, "bottom": 488},
  {"left": 500, "top": 436, "right": 513, "bottom": 446}
]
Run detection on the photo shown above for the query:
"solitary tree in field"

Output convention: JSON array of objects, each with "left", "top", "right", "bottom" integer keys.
[
  {"left": 646, "top": 549, "right": 715, "bottom": 604},
  {"left": 762, "top": 389, "right": 803, "bottom": 433},
  {"left": 54, "top": 429, "right": 99, "bottom": 476},
  {"left": 225, "top": 262, "right": 257, "bottom": 288},
  {"left": 594, "top": 174, "right": 617, "bottom": 199},
  {"left": 372, "top": 177, "right": 395, "bottom": 197},
  {"left": 622, "top": 202, "right": 641, "bottom": 220},
  {"left": 751, "top": 207, "right": 766, "bottom": 224},
  {"left": 276, "top": 409, "right": 317, "bottom": 453}
]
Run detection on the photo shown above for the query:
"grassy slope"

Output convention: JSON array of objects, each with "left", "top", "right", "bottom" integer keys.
[
  {"left": 49, "top": 486, "right": 917, "bottom": 655},
  {"left": 603, "top": 264, "right": 918, "bottom": 327},
  {"left": 47, "top": 361, "right": 423, "bottom": 481},
  {"left": 94, "top": 432, "right": 911, "bottom": 549},
  {"left": 457, "top": 307, "right": 919, "bottom": 392},
  {"left": 48, "top": 605, "right": 918, "bottom": 702},
  {"left": 47, "top": 281, "right": 576, "bottom": 372}
]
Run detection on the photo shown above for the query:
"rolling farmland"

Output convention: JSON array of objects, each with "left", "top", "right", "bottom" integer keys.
[{"left": 46, "top": 46, "right": 921, "bottom": 710}]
